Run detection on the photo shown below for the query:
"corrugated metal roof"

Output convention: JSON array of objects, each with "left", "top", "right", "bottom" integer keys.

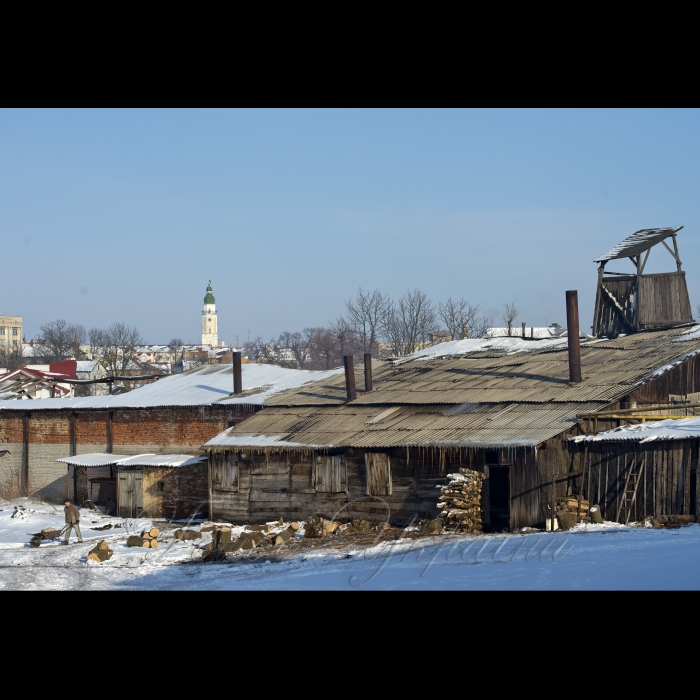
[
  {"left": 205, "top": 401, "right": 606, "bottom": 449},
  {"left": 56, "top": 453, "right": 123, "bottom": 467},
  {"left": 594, "top": 226, "right": 683, "bottom": 263},
  {"left": 0, "top": 364, "right": 343, "bottom": 411},
  {"left": 264, "top": 328, "right": 700, "bottom": 408},
  {"left": 116, "top": 454, "right": 207, "bottom": 468},
  {"left": 56, "top": 453, "right": 207, "bottom": 467},
  {"left": 207, "top": 326, "right": 700, "bottom": 450},
  {"left": 571, "top": 417, "right": 700, "bottom": 444}
]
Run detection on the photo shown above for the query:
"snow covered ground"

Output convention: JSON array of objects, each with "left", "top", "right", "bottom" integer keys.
[{"left": 2, "top": 498, "right": 700, "bottom": 590}]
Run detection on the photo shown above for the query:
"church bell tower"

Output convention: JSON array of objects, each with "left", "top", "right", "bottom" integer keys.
[{"left": 201, "top": 280, "right": 219, "bottom": 347}]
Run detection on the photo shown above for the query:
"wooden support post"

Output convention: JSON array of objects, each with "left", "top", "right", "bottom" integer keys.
[
  {"left": 592, "top": 264, "right": 605, "bottom": 336},
  {"left": 107, "top": 411, "right": 113, "bottom": 453},
  {"left": 21, "top": 412, "right": 29, "bottom": 497},
  {"left": 671, "top": 233, "right": 683, "bottom": 272},
  {"left": 577, "top": 444, "right": 589, "bottom": 519},
  {"left": 635, "top": 255, "right": 641, "bottom": 331}
]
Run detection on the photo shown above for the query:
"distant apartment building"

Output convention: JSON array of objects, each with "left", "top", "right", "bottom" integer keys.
[{"left": 0, "top": 315, "right": 22, "bottom": 350}]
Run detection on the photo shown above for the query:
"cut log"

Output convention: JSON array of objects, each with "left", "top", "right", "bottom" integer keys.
[
  {"left": 149, "top": 539, "right": 158, "bottom": 549},
  {"left": 212, "top": 527, "right": 232, "bottom": 549},
  {"left": 30, "top": 536, "right": 42, "bottom": 548},
  {"left": 274, "top": 527, "right": 296, "bottom": 545},
  {"left": 88, "top": 539, "right": 113, "bottom": 562},
  {"left": 148, "top": 528, "right": 159, "bottom": 538},
  {"left": 290, "top": 522, "right": 299, "bottom": 531},
  {"left": 127, "top": 536, "right": 148, "bottom": 548}
]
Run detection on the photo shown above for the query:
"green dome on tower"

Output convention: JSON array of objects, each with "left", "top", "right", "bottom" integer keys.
[{"left": 204, "top": 280, "right": 215, "bottom": 304}]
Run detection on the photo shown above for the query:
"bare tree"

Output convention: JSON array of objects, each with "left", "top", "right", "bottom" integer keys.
[
  {"left": 38, "top": 319, "right": 84, "bottom": 362},
  {"left": 0, "top": 345, "right": 24, "bottom": 372},
  {"left": 274, "top": 330, "right": 312, "bottom": 369},
  {"left": 438, "top": 298, "right": 492, "bottom": 340},
  {"left": 502, "top": 303, "right": 519, "bottom": 336},
  {"left": 169, "top": 337, "right": 185, "bottom": 364},
  {"left": 329, "top": 316, "right": 361, "bottom": 361},
  {"left": 383, "top": 288, "right": 439, "bottom": 357},
  {"left": 90, "top": 322, "right": 145, "bottom": 390},
  {"left": 345, "top": 288, "right": 390, "bottom": 355}
]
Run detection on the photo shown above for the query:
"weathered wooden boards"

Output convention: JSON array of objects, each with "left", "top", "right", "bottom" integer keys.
[{"left": 437, "top": 471, "right": 484, "bottom": 533}]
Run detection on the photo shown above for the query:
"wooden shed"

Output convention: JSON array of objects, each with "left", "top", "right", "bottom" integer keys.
[
  {"left": 57, "top": 453, "right": 208, "bottom": 520},
  {"left": 204, "top": 324, "right": 700, "bottom": 530}
]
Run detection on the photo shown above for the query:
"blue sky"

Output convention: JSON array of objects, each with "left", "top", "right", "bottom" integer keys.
[{"left": 2, "top": 108, "right": 699, "bottom": 344}]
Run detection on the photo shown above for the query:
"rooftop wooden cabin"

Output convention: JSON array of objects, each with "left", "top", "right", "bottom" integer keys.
[{"left": 593, "top": 226, "right": 693, "bottom": 338}]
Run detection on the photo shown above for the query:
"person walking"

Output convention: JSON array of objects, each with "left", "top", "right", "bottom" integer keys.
[{"left": 63, "top": 499, "right": 83, "bottom": 544}]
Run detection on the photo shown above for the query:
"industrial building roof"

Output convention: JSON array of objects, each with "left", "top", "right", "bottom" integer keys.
[
  {"left": 0, "top": 363, "right": 343, "bottom": 411},
  {"left": 205, "top": 325, "right": 700, "bottom": 450},
  {"left": 594, "top": 226, "right": 683, "bottom": 263}
]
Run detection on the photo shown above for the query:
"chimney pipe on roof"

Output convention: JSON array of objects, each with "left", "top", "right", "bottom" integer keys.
[
  {"left": 233, "top": 351, "right": 242, "bottom": 394},
  {"left": 364, "top": 353, "right": 373, "bottom": 392},
  {"left": 566, "top": 290, "right": 582, "bottom": 383},
  {"left": 344, "top": 355, "right": 356, "bottom": 401}
]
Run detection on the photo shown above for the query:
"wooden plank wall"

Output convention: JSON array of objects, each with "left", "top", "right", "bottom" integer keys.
[
  {"left": 639, "top": 272, "right": 693, "bottom": 327},
  {"left": 593, "top": 276, "right": 635, "bottom": 338},
  {"left": 582, "top": 442, "right": 698, "bottom": 521}
]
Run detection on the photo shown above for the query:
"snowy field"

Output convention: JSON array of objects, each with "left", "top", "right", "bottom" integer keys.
[{"left": 2, "top": 498, "right": 700, "bottom": 590}]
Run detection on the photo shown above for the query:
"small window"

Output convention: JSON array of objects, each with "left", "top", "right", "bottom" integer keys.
[
  {"left": 157, "top": 481, "right": 165, "bottom": 492},
  {"left": 365, "top": 453, "right": 392, "bottom": 496},
  {"left": 12, "top": 327, "right": 19, "bottom": 336},
  {"left": 0, "top": 327, "right": 5, "bottom": 334},
  {"left": 314, "top": 454, "right": 347, "bottom": 493},
  {"left": 211, "top": 452, "right": 238, "bottom": 492}
]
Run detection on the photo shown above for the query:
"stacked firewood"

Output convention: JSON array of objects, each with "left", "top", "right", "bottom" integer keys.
[
  {"left": 126, "top": 527, "right": 160, "bottom": 549},
  {"left": 436, "top": 471, "right": 485, "bottom": 533},
  {"left": 554, "top": 497, "right": 590, "bottom": 530}
]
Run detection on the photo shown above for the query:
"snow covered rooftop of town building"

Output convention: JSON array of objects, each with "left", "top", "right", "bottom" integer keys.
[
  {"left": 0, "top": 363, "right": 344, "bottom": 411},
  {"left": 572, "top": 416, "right": 700, "bottom": 444}
]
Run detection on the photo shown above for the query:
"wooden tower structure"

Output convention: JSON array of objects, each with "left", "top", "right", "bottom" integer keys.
[{"left": 592, "top": 226, "right": 693, "bottom": 338}]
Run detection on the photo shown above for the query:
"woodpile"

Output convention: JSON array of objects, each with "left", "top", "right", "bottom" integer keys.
[
  {"left": 304, "top": 517, "right": 342, "bottom": 539},
  {"left": 87, "top": 540, "right": 114, "bottom": 563},
  {"left": 126, "top": 528, "right": 160, "bottom": 549},
  {"left": 651, "top": 514, "right": 695, "bottom": 529},
  {"left": 553, "top": 497, "right": 590, "bottom": 531},
  {"left": 437, "top": 471, "right": 485, "bottom": 533}
]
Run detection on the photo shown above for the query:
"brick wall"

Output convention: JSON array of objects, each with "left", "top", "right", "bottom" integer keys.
[{"left": 0, "top": 406, "right": 253, "bottom": 503}]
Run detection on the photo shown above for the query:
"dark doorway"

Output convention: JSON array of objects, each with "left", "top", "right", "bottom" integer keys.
[{"left": 488, "top": 466, "right": 510, "bottom": 532}]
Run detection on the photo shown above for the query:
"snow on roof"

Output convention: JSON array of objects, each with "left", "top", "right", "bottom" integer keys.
[
  {"left": 56, "top": 453, "right": 206, "bottom": 467},
  {"left": 204, "top": 433, "right": 324, "bottom": 449},
  {"left": 571, "top": 417, "right": 700, "bottom": 444},
  {"left": 404, "top": 335, "right": 570, "bottom": 361},
  {"left": 75, "top": 360, "right": 100, "bottom": 372},
  {"left": 116, "top": 454, "right": 207, "bottom": 468},
  {"left": 0, "top": 363, "right": 343, "bottom": 411},
  {"left": 56, "top": 453, "right": 123, "bottom": 467}
]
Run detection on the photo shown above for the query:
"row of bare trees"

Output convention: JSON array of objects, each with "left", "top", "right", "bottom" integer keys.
[
  {"left": 33, "top": 320, "right": 146, "bottom": 376},
  {"left": 262, "top": 288, "right": 506, "bottom": 369}
]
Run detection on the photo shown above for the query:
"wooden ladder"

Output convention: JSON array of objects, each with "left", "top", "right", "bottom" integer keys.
[{"left": 616, "top": 457, "right": 645, "bottom": 523}]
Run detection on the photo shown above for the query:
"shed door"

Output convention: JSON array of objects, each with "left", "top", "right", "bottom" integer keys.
[
  {"left": 314, "top": 455, "right": 347, "bottom": 493},
  {"left": 118, "top": 470, "right": 143, "bottom": 518},
  {"left": 365, "top": 453, "right": 392, "bottom": 496}
]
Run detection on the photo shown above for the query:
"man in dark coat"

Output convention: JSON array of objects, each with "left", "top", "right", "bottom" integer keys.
[{"left": 63, "top": 499, "right": 83, "bottom": 544}]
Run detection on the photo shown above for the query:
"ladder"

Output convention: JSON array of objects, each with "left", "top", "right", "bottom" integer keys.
[{"left": 616, "top": 456, "right": 645, "bottom": 523}]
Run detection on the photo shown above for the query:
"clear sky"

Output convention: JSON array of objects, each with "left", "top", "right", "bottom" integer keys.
[{"left": 2, "top": 108, "right": 699, "bottom": 344}]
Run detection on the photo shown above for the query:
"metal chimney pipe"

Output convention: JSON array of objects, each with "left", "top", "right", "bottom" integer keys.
[
  {"left": 364, "top": 353, "right": 373, "bottom": 392},
  {"left": 566, "top": 290, "right": 582, "bottom": 383},
  {"left": 521, "top": 322, "right": 526, "bottom": 338},
  {"left": 233, "top": 351, "right": 242, "bottom": 394},
  {"left": 343, "top": 355, "right": 356, "bottom": 401}
]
